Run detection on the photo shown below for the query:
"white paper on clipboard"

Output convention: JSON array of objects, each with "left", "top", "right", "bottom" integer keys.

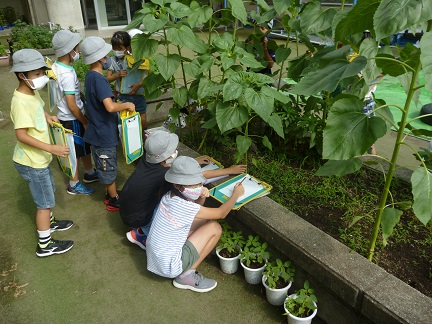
[
  {"left": 201, "top": 161, "right": 220, "bottom": 172},
  {"left": 126, "top": 115, "right": 141, "bottom": 154},
  {"left": 219, "top": 174, "right": 264, "bottom": 203}
]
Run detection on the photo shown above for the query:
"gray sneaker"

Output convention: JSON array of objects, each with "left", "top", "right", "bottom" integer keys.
[{"left": 173, "top": 271, "right": 217, "bottom": 293}]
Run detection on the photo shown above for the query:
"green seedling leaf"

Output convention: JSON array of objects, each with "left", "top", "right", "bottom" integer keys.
[
  {"left": 262, "top": 136, "right": 272, "bottom": 150},
  {"left": 335, "top": 0, "right": 380, "bottom": 42},
  {"left": 411, "top": 129, "right": 432, "bottom": 137},
  {"left": 275, "top": 47, "right": 291, "bottom": 65},
  {"left": 421, "top": 31, "right": 432, "bottom": 93},
  {"left": 223, "top": 74, "right": 245, "bottom": 101},
  {"left": 267, "top": 114, "right": 284, "bottom": 139},
  {"left": 396, "top": 201, "right": 413, "bottom": 210},
  {"left": 363, "top": 160, "right": 380, "bottom": 166},
  {"left": 290, "top": 56, "right": 367, "bottom": 96},
  {"left": 381, "top": 207, "right": 403, "bottom": 243},
  {"left": 154, "top": 53, "right": 181, "bottom": 81},
  {"left": 300, "top": 1, "right": 336, "bottom": 35},
  {"left": 216, "top": 101, "right": 248, "bottom": 133},
  {"left": 411, "top": 167, "right": 432, "bottom": 225},
  {"left": 315, "top": 158, "right": 362, "bottom": 176},
  {"left": 323, "top": 98, "right": 387, "bottom": 160},
  {"left": 374, "top": 0, "right": 432, "bottom": 40},
  {"left": 349, "top": 215, "right": 366, "bottom": 228}
]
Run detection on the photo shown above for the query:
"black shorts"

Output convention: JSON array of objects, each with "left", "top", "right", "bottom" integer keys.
[{"left": 60, "top": 119, "right": 91, "bottom": 158}]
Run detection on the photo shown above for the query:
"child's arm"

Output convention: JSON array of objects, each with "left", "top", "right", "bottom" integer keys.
[
  {"left": 102, "top": 98, "right": 135, "bottom": 113},
  {"left": 15, "top": 128, "right": 70, "bottom": 157},
  {"left": 203, "top": 164, "right": 247, "bottom": 179},
  {"left": 195, "top": 183, "right": 244, "bottom": 220},
  {"left": 65, "top": 94, "right": 88, "bottom": 128},
  {"left": 106, "top": 69, "right": 127, "bottom": 83},
  {"left": 127, "top": 82, "right": 143, "bottom": 96}
]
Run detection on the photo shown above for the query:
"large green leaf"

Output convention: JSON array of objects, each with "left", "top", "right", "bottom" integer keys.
[
  {"left": 275, "top": 47, "right": 291, "bottom": 65},
  {"left": 187, "top": 2, "right": 213, "bottom": 28},
  {"left": 290, "top": 56, "right": 367, "bottom": 96},
  {"left": 192, "top": 35, "right": 208, "bottom": 54},
  {"left": 287, "top": 55, "right": 310, "bottom": 82},
  {"left": 359, "top": 38, "right": 379, "bottom": 86},
  {"left": 172, "top": 86, "right": 188, "bottom": 107},
  {"left": 228, "top": 0, "right": 248, "bottom": 24},
  {"left": 236, "top": 135, "right": 252, "bottom": 157},
  {"left": 381, "top": 207, "right": 403, "bottom": 243},
  {"left": 267, "top": 114, "right": 284, "bottom": 139},
  {"left": 131, "top": 34, "right": 158, "bottom": 59},
  {"left": 300, "top": 1, "right": 336, "bottom": 35},
  {"left": 331, "top": 10, "right": 348, "bottom": 41},
  {"left": 143, "top": 72, "right": 166, "bottom": 93},
  {"left": 315, "top": 158, "right": 362, "bottom": 176},
  {"left": 184, "top": 60, "right": 201, "bottom": 78},
  {"left": 197, "top": 76, "right": 220, "bottom": 99},
  {"left": 273, "top": 0, "right": 292, "bottom": 15},
  {"left": 421, "top": 31, "right": 432, "bottom": 93},
  {"left": 223, "top": 75, "right": 245, "bottom": 101},
  {"left": 168, "top": 1, "right": 192, "bottom": 18},
  {"left": 411, "top": 167, "right": 432, "bottom": 225},
  {"left": 142, "top": 14, "right": 168, "bottom": 33},
  {"left": 244, "top": 88, "right": 273, "bottom": 122},
  {"left": 335, "top": 0, "right": 380, "bottom": 42},
  {"left": 374, "top": 0, "right": 432, "bottom": 40},
  {"left": 216, "top": 101, "right": 249, "bottom": 133},
  {"left": 262, "top": 135, "right": 272, "bottom": 151},
  {"left": 220, "top": 52, "right": 237, "bottom": 70},
  {"left": 166, "top": 25, "right": 195, "bottom": 47},
  {"left": 154, "top": 53, "right": 180, "bottom": 80},
  {"left": 323, "top": 98, "right": 387, "bottom": 160},
  {"left": 262, "top": 86, "right": 289, "bottom": 104}
]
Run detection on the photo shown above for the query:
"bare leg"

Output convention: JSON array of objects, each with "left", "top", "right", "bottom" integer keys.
[
  {"left": 107, "top": 182, "right": 118, "bottom": 198},
  {"left": 141, "top": 112, "right": 147, "bottom": 131},
  {"left": 81, "top": 154, "right": 93, "bottom": 170},
  {"left": 36, "top": 208, "right": 51, "bottom": 231},
  {"left": 187, "top": 221, "right": 222, "bottom": 269}
]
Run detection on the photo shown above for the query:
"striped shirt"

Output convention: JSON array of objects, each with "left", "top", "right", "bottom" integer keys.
[{"left": 146, "top": 192, "right": 200, "bottom": 278}]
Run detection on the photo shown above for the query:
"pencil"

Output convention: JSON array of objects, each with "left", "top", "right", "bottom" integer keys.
[{"left": 239, "top": 176, "right": 246, "bottom": 185}]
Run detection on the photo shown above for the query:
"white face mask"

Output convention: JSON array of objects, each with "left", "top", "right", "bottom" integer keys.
[
  {"left": 71, "top": 50, "right": 80, "bottom": 62},
  {"left": 165, "top": 150, "right": 178, "bottom": 165},
  {"left": 25, "top": 75, "right": 49, "bottom": 90},
  {"left": 182, "top": 186, "right": 203, "bottom": 201},
  {"left": 113, "top": 50, "right": 125, "bottom": 58}
]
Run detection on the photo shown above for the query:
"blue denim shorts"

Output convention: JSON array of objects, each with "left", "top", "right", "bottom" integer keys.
[
  {"left": 91, "top": 146, "right": 117, "bottom": 185},
  {"left": 118, "top": 94, "right": 147, "bottom": 113},
  {"left": 14, "top": 162, "right": 55, "bottom": 209}
]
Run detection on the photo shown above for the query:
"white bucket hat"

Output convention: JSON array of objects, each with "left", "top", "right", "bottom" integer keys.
[
  {"left": 10, "top": 49, "right": 50, "bottom": 72},
  {"left": 80, "top": 36, "right": 112, "bottom": 64},
  {"left": 165, "top": 156, "right": 206, "bottom": 185},
  {"left": 128, "top": 29, "right": 144, "bottom": 38},
  {"left": 145, "top": 130, "right": 179, "bottom": 163},
  {"left": 52, "top": 30, "right": 81, "bottom": 57}
]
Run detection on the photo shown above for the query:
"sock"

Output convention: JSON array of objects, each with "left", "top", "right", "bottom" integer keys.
[
  {"left": 180, "top": 269, "right": 195, "bottom": 278},
  {"left": 69, "top": 180, "right": 79, "bottom": 187},
  {"left": 85, "top": 168, "right": 95, "bottom": 175},
  {"left": 37, "top": 229, "right": 51, "bottom": 247}
]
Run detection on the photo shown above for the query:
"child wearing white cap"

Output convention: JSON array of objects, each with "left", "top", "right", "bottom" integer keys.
[
  {"left": 51, "top": 29, "right": 98, "bottom": 196},
  {"left": 80, "top": 36, "right": 135, "bottom": 211},
  {"left": 10, "top": 48, "right": 74, "bottom": 257},
  {"left": 146, "top": 156, "right": 245, "bottom": 293}
]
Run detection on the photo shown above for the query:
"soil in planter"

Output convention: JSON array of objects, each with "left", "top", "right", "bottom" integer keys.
[
  {"left": 183, "top": 134, "right": 432, "bottom": 298},
  {"left": 266, "top": 277, "right": 290, "bottom": 290},
  {"left": 242, "top": 259, "right": 265, "bottom": 269},
  {"left": 219, "top": 247, "right": 240, "bottom": 258}
]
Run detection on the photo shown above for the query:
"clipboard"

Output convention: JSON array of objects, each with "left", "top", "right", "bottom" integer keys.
[
  {"left": 198, "top": 157, "right": 227, "bottom": 184},
  {"left": 120, "top": 110, "right": 143, "bottom": 164},
  {"left": 210, "top": 173, "right": 272, "bottom": 210},
  {"left": 48, "top": 122, "right": 77, "bottom": 178}
]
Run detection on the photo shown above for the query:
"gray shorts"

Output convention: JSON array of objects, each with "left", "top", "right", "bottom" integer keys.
[
  {"left": 181, "top": 240, "right": 199, "bottom": 272},
  {"left": 91, "top": 146, "right": 117, "bottom": 184}
]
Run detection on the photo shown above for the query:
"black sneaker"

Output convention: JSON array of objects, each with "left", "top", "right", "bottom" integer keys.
[
  {"left": 36, "top": 239, "right": 74, "bottom": 257},
  {"left": 106, "top": 196, "right": 120, "bottom": 212},
  {"left": 50, "top": 218, "right": 73, "bottom": 232},
  {"left": 83, "top": 171, "right": 99, "bottom": 183},
  {"left": 104, "top": 190, "right": 121, "bottom": 205}
]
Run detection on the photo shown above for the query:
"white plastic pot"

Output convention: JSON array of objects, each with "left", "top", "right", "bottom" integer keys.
[
  {"left": 216, "top": 248, "right": 241, "bottom": 274},
  {"left": 284, "top": 294, "right": 318, "bottom": 324},
  {"left": 262, "top": 275, "right": 292, "bottom": 306},
  {"left": 240, "top": 259, "right": 266, "bottom": 284}
]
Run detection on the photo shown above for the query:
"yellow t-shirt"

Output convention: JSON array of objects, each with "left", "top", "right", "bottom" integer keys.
[{"left": 10, "top": 90, "right": 53, "bottom": 168}]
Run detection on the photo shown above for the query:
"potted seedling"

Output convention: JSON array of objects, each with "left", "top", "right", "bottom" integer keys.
[
  {"left": 216, "top": 223, "right": 245, "bottom": 274},
  {"left": 284, "top": 280, "right": 318, "bottom": 324},
  {"left": 262, "top": 259, "right": 295, "bottom": 306},
  {"left": 0, "top": 44, "right": 10, "bottom": 67},
  {"left": 240, "top": 235, "right": 270, "bottom": 284}
]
